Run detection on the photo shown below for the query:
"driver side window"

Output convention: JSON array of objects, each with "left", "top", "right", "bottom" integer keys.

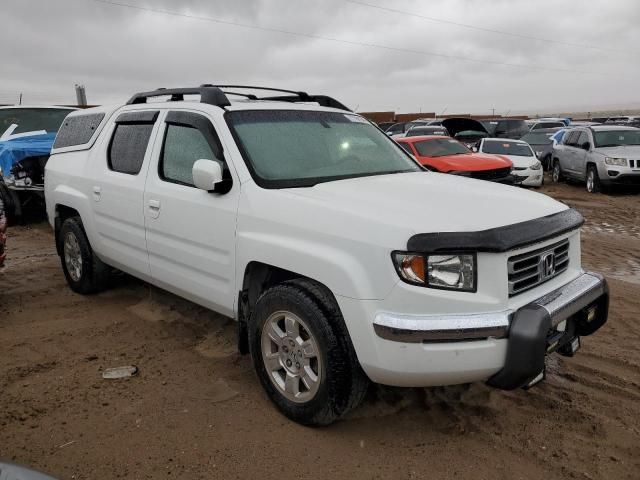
[{"left": 161, "top": 124, "right": 215, "bottom": 186}]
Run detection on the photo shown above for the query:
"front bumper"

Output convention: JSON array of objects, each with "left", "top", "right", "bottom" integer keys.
[
  {"left": 601, "top": 172, "right": 640, "bottom": 186},
  {"left": 372, "top": 272, "right": 608, "bottom": 389},
  {"left": 513, "top": 168, "right": 544, "bottom": 186}
]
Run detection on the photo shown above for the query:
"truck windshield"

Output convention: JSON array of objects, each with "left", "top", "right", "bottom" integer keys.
[
  {"left": 482, "top": 141, "right": 533, "bottom": 156},
  {"left": 593, "top": 130, "right": 640, "bottom": 147},
  {"left": 227, "top": 110, "right": 421, "bottom": 188},
  {"left": 0, "top": 108, "right": 72, "bottom": 137}
]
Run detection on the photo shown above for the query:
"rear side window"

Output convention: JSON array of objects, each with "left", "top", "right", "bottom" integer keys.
[
  {"left": 53, "top": 113, "right": 105, "bottom": 149},
  {"left": 161, "top": 125, "right": 216, "bottom": 186},
  {"left": 108, "top": 111, "right": 158, "bottom": 175}
]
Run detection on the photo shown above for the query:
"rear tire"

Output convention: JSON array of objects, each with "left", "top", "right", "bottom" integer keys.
[
  {"left": 552, "top": 160, "right": 563, "bottom": 183},
  {"left": 249, "top": 279, "right": 368, "bottom": 426},
  {"left": 586, "top": 165, "right": 601, "bottom": 193},
  {"left": 58, "top": 217, "right": 110, "bottom": 294}
]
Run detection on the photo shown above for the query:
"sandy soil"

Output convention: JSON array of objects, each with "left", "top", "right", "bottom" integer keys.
[{"left": 1, "top": 180, "right": 639, "bottom": 480}]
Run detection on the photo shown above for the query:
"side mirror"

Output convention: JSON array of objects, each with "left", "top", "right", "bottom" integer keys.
[
  {"left": 581, "top": 142, "right": 591, "bottom": 151},
  {"left": 193, "top": 159, "right": 223, "bottom": 192}
]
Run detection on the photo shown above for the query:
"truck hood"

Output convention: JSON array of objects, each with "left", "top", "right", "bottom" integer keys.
[
  {"left": 419, "top": 152, "right": 512, "bottom": 172},
  {"left": 284, "top": 172, "right": 566, "bottom": 239},
  {"left": 594, "top": 145, "right": 640, "bottom": 157}
]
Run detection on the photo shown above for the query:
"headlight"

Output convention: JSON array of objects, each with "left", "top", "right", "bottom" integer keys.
[
  {"left": 530, "top": 161, "right": 542, "bottom": 170},
  {"left": 604, "top": 157, "right": 627, "bottom": 166},
  {"left": 392, "top": 252, "right": 476, "bottom": 292}
]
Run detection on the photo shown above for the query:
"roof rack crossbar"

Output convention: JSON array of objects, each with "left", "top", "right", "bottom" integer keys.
[
  {"left": 201, "top": 85, "right": 351, "bottom": 112},
  {"left": 126, "top": 87, "right": 231, "bottom": 107},
  {"left": 126, "top": 85, "right": 351, "bottom": 112}
]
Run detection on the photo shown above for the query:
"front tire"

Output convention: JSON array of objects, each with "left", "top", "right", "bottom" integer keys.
[
  {"left": 58, "top": 217, "right": 110, "bottom": 294},
  {"left": 249, "top": 279, "right": 368, "bottom": 426},
  {"left": 586, "top": 165, "right": 601, "bottom": 193}
]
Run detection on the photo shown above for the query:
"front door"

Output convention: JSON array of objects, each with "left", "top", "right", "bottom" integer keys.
[{"left": 143, "top": 110, "right": 239, "bottom": 316}]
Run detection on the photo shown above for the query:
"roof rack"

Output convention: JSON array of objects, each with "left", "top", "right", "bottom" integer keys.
[
  {"left": 126, "top": 85, "right": 351, "bottom": 112},
  {"left": 126, "top": 87, "right": 232, "bottom": 107}
]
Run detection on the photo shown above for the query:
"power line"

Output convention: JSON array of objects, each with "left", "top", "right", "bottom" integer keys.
[
  {"left": 87, "top": 0, "right": 601, "bottom": 75},
  {"left": 345, "top": 0, "right": 624, "bottom": 54}
]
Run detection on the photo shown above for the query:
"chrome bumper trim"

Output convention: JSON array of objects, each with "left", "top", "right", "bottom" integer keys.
[
  {"left": 373, "top": 272, "right": 607, "bottom": 343},
  {"left": 373, "top": 311, "right": 510, "bottom": 343},
  {"left": 531, "top": 272, "right": 607, "bottom": 327}
]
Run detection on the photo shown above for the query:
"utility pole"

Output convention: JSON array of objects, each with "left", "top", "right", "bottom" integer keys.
[
  {"left": 492, "top": 108, "right": 495, "bottom": 118},
  {"left": 18, "top": 93, "right": 22, "bottom": 105}
]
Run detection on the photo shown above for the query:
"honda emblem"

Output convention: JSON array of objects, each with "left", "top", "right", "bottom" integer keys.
[{"left": 540, "top": 251, "right": 556, "bottom": 279}]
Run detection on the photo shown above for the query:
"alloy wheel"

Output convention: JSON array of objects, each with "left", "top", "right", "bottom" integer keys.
[
  {"left": 64, "top": 232, "right": 83, "bottom": 282},
  {"left": 261, "top": 310, "right": 322, "bottom": 403}
]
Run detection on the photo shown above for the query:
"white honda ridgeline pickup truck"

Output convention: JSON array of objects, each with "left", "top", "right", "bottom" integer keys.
[{"left": 45, "top": 86, "right": 609, "bottom": 425}]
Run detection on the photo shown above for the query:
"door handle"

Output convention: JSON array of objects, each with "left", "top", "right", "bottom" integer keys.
[
  {"left": 92, "top": 186, "right": 101, "bottom": 202},
  {"left": 148, "top": 199, "right": 161, "bottom": 218}
]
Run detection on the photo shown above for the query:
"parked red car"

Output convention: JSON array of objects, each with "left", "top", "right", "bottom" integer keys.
[{"left": 397, "top": 135, "right": 514, "bottom": 183}]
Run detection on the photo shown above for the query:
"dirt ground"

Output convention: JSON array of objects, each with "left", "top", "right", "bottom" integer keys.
[{"left": 1, "top": 179, "right": 639, "bottom": 480}]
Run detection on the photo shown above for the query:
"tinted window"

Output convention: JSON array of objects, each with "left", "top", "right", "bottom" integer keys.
[
  {"left": 482, "top": 141, "right": 533, "bottom": 156},
  {"left": 53, "top": 113, "right": 105, "bottom": 149},
  {"left": 161, "top": 124, "right": 216, "bottom": 186},
  {"left": 397, "top": 142, "right": 414, "bottom": 154},
  {"left": 564, "top": 131, "right": 580, "bottom": 146},
  {"left": 413, "top": 138, "right": 470, "bottom": 157},
  {"left": 576, "top": 131, "right": 590, "bottom": 146},
  {"left": 386, "top": 123, "right": 405, "bottom": 134},
  {"left": 108, "top": 123, "right": 154, "bottom": 175},
  {"left": 593, "top": 129, "right": 640, "bottom": 147},
  {"left": 228, "top": 111, "right": 420, "bottom": 188}
]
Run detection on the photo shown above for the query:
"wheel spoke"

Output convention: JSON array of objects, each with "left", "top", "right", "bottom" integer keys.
[
  {"left": 284, "top": 373, "right": 300, "bottom": 396},
  {"left": 266, "top": 322, "right": 285, "bottom": 346},
  {"left": 301, "top": 366, "right": 319, "bottom": 390},
  {"left": 300, "top": 339, "right": 317, "bottom": 358},
  {"left": 284, "top": 315, "right": 299, "bottom": 337},
  {"left": 263, "top": 352, "right": 282, "bottom": 372}
]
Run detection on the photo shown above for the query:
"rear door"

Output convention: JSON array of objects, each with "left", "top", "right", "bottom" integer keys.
[
  {"left": 89, "top": 110, "right": 160, "bottom": 277},
  {"left": 143, "top": 109, "right": 239, "bottom": 316},
  {"left": 559, "top": 131, "right": 579, "bottom": 177}
]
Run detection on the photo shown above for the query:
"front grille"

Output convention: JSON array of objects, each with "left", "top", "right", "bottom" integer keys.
[
  {"left": 470, "top": 167, "right": 511, "bottom": 181},
  {"left": 508, "top": 239, "right": 570, "bottom": 296}
]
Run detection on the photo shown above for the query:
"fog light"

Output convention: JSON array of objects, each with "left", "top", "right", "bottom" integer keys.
[{"left": 586, "top": 306, "right": 597, "bottom": 322}]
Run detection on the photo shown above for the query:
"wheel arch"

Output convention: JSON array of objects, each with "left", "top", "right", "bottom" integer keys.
[{"left": 237, "top": 262, "right": 341, "bottom": 355}]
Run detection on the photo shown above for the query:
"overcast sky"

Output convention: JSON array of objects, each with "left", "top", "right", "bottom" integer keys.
[{"left": 2, "top": 0, "right": 639, "bottom": 114}]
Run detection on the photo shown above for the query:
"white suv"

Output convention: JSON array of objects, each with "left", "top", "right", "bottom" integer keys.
[{"left": 45, "top": 86, "right": 609, "bottom": 425}]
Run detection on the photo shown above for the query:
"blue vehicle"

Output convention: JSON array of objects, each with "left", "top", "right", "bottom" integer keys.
[{"left": 0, "top": 106, "right": 75, "bottom": 218}]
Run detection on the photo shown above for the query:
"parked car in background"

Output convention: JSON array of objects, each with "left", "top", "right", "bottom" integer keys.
[
  {"left": 537, "top": 117, "right": 571, "bottom": 126},
  {"left": 441, "top": 117, "right": 490, "bottom": 148},
  {"left": 478, "top": 138, "right": 543, "bottom": 187},
  {"left": 552, "top": 126, "right": 640, "bottom": 193},
  {"left": 590, "top": 117, "right": 608, "bottom": 124},
  {"left": 479, "top": 118, "right": 530, "bottom": 139},
  {"left": 403, "top": 125, "right": 449, "bottom": 137},
  {"left": 529, "top": 121, "right": 565, "bottom": 131},
  {"left": 0, "top": 106, "right": 76, "bottom": 219},
  {"left": 384, "top": 122, "right": 407, "bottom": 136},
  {"left": 377, "top": 121, "right": 395, "bottom": 131},
  {"left": 397, "top": 135, "right": 514, "bottom": 183},
  {"left": 520, "top": 128, "right": 562, "bottom": 170},
  {"left": 605, "top": 116, "right": 639, "bottom": 125},
  {"left": 45, "top": 85, "right": 609, "bottom": 425}
]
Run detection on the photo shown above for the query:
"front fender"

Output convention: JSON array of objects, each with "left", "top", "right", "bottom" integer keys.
[{"left": 236, "top": 230, "right": 398, "bottom": 301}]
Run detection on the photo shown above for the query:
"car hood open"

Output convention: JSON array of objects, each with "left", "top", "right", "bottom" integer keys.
[{"left": 441, "top": 118, "right": 489, "bottom": 137}]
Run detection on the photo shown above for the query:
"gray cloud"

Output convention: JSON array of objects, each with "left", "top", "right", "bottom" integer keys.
[{"left": 2, "top": 0, "right": 639, "bottom": 114}]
